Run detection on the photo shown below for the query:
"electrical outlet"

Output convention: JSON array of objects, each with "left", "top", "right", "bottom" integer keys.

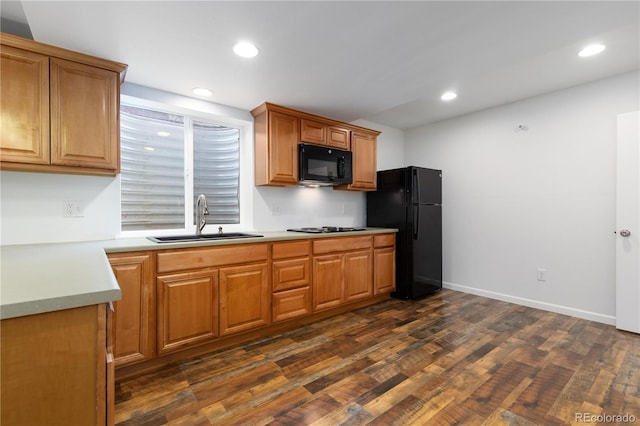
[
  {"left": 271, "top": 204, "right": 281, "bottom": 216},
  {"left": 62, "top": 200, "right": 85, "bottom": 217},
  {"left": 536, "top": 268, "right": 547, "bottom": 282}
]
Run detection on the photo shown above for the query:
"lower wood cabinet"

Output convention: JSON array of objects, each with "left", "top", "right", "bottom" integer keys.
[
  {"left": 374, "top": 247, "right": 396, "bottom": 294},
  {"left": 373, "top": 234, "right": 396, "bottom": 295},
  {"left": 219, "top": 262, "right": 270, "bottom": 336},
  {"left": 272, "top": 286, "right": 312, "bottom": 322},
  {"left": 271, "top": 240, "right": 312, "bottom": 322},
  {"left": 156, "top": 270, "right": 218, "bottom": 355},
  {"left": 1, "top": 304, "right": 110, "bottom": 426},
  {"left": 108, "top": 252, "right": 155, "bottom": 366},
  {"left": 109, "top": 234, "right": 394, "bottom": 372},
  {"left": 272, "top": 256, "right": 312, "bottom": 322},
  {"left": 345, "top": 250, "right": 373, "bottom": 302},
  {"left": 313, "top": 254, "right": 345, "bottom": 311},
  {"left": 313, "top": 250, "right": 373, "bottom": 311},
  {"left": 312, "top": 235, "right": 375, "bottom": 312}
]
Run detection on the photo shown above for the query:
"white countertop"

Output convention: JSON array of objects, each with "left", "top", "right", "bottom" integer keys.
[
  {"left": 0, "top": 241, "right": 121, "bottom": 320},
  {"left": 0, "top": 228, "right": 396, "bottom": 320},
  {"left": 103, "top": 229, "right": 395, "bottom": 252}
]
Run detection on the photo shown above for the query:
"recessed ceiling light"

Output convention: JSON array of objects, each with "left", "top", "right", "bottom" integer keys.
[
  {"left": 192, "top": 87, "right": 213, "bottom": 97},
  {"left": 143, "top": 146, "right": 155, "bottom": 152},
  {"left": 156, "top": 131, "right": 170, "bottom": 137},
  {"left": 578, "top": 44, "right": 606, "bottom": 57},
  {"left": 233, "top": 41, "right": 259, "bottom": 58},
  {"left": 441, "top": 91, "right": 457, "bottom": 101}
]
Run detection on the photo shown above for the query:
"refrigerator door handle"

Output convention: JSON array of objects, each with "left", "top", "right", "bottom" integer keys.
[
  {"left": 412, "top": 168, "right": 421, "bottom": 239},
  {"left": 413, "top": 203, "right": 420, "bottom": 239},
  {"left": 413, "top": 168, "right": 420, "bottom": 204}
]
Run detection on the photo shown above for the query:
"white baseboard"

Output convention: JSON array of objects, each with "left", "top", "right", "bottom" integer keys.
[{"left": 443, "top": 281, "right": 616, "bottom": 326}]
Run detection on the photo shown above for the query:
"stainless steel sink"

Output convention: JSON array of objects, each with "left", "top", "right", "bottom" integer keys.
[{"left": 147, "top": 232, "right": 263, "bottom": 243}]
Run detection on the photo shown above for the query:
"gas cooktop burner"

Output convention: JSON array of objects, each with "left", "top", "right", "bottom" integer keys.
[{"left": 287, "top": 226, "right": 366, "bottom": 234}]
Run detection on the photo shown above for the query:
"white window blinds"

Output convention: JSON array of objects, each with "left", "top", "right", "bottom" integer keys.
[
  {"left": 120, "top": 105, "right": 241, "bottom": 232},
  {"left": 193, "top": 121, "right": 240, "bottom": 224}
]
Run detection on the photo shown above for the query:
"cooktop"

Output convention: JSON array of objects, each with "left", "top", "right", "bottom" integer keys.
[{"left": 287, "top": 226, "right": 366, "bottom": 234}]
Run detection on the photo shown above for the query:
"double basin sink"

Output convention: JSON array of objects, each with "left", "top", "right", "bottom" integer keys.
[{"left": 148, "top": 232, "right": 263, "bottom": 243}]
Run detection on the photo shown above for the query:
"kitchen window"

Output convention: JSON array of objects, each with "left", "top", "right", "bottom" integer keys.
[{"left": 119, "top": 99, "right": 247, "bottom": 234}]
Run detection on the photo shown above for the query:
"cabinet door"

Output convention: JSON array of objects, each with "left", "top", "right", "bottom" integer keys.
[
  {"left": 313, "top": 254, "right": 345, "bottom": 311},
  {"left": 156, "top": 270, "right": 218, "bottom": 354},
  {"left": 267, "top": 111, "right": 299, "bottom": 184},
  {"left": 50, "top": 58, "right": 119, "bottom": 170},
  {"left": 374, "top": 247, "right": 396, "bottom": 294},
  {"left": 219, "top": 263, "right": 269, "bottom": 335},
  {"left": 349, "top": 131, "right": 377, "bottom": 190},
  {"left": 301, "top": 119, "right": 326, "bottom": 145},
  {"left": 327, "top": 126, "right": 350, "bottom": 150},
  {"left": 344, "top": 250, "right": 373, "bottom": 302},
  {"left": 108, "top": 252, "right": 155, "bottom": 366},
  {"left": 0, "top": 46, "right": 49, "bottom": 165}
]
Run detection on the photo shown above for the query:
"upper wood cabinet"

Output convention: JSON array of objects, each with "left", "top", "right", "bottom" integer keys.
[
  {"left": 252, "top": 102, "right": 379, "bottom": 190},
  {"left": 0, "top": 45, "right": 49, "bottom": 165},
  {"left": 301, "top": 118, "right": 350, "bottom": 150},
  {"left": 0, "top": 32, "right": 127, "bottom": 176},
  {"left": 50, "top": 58, "right": 120, "bottom": 169},
  {"left": 336, "top": 131, "right": 377, "bottom": 191},
  {"left": 253, "top": 105, "right": 299, "bottom": 186}
]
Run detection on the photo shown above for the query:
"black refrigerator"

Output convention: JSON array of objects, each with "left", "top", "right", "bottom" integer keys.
[{"left": 367, "top": 166, "right": 442, "bottom": 299}]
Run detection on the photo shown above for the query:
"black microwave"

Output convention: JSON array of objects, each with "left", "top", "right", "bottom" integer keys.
[{"left": 299, "top": 143, "right": 352, "bottom": 186}]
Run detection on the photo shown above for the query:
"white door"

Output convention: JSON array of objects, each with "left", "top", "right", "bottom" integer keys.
[{"left": 616, "top": 111, "right": 640, "bottom": 333}]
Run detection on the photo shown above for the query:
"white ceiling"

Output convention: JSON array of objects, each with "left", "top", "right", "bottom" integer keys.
[{"left": 4, "top": 1, "right": 640, "bottom": 130}]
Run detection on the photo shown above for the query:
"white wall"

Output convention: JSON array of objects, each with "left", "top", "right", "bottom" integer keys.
[
  {"left": 0, "top": 84, "right": 407, "bottom": 244},
  {"left": 405, "top": 71, "right": 640, "bottom": 324},
  {"left": 0, "top": 172, "right": 120, "bottom": 245},
  {"left": 253, "top": 186, "right": 366, "bottom": 231}
]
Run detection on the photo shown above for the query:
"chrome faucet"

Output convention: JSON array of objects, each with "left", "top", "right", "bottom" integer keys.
[{"left": 195, "top": 194, "right": 209, "bottom": 235}]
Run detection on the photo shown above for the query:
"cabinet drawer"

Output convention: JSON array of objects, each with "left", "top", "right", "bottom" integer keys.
[
  {"left": 272, "top": 287, "right": 311, "bottom": 322},
  {"left": 272, "top": 240, "right": 310, "bottom": 259},
  {"left": 373, "top": 233, "right": 396, "bottom": 248},
  {"left": 273, "top": 258, "right": 310, "bottom": 291},
  {"left": 157, "top": 243, "right": 269, "bottom": 274},
  {"left": 313, "top": 236, "right": 372, "bottom": 255}
]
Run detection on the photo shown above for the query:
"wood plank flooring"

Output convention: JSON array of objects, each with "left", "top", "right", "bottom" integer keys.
[{"left": 114, "top": 289, "right": 640, "bottom": 425}]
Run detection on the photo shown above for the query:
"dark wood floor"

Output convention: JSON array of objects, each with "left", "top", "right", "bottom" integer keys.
[{"left": 115, "top": 289, "right": 640, "bottom": 425}]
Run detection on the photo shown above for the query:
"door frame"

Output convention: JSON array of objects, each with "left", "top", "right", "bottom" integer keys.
[{"left": 615, "top": 111, "right": 640, "bottom": 333}]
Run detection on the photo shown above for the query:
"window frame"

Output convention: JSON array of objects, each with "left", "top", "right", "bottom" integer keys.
[{"left": 118, "top": 94, "right": 254, "bottom": 238}]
